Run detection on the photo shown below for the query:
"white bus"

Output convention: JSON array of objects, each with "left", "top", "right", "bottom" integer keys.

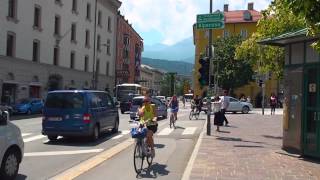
[
  {"left": 184, "top": 93, "right": 194, "bottom": 102},
  {"left": 114, "top": 84, "right": 142, "bottom": 102}
]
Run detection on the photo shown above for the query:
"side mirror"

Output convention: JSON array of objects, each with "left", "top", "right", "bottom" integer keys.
[{"left": 0, "top": 111, "right": 9, "bottom": 126}]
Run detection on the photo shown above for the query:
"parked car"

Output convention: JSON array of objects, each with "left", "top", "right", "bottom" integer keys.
[
  {"left": 156, "top": 96, "right": 166, "bottom": 104},
  {"left": 42, "top": 90, "right": 119, "bottom": 141},
  {"left": 119, "top": 94, "right": 140, "bottom": 114},
  {"left": 13, "top": 99, "right": 44, "bottom": 115},
  {"left": 0, "top": 104, "right": 13, "bottom": 115},
  {"left": 221, "top": 96, "right": 253, "bottom": 114},
  {"left": 130, "top": 96, "right": 168, "bottom": 120},
  {"left": 0, "top": 110, "right": 24, "bottom": 180}
]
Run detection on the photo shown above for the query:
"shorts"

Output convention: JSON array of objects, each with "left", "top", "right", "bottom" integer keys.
[{"left": 147, "top": 124, "right": 158, "bottom": 133}]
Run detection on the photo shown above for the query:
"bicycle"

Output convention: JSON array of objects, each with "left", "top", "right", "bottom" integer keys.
[
  {"left": 189, "top": 106, "right": 200, "bottom": 120},
  {"left": 169, "top": 107, "right": 178, "bottom": 129},
  {"left": 131, "top": 122, "right": 154, "bottom": 174}
]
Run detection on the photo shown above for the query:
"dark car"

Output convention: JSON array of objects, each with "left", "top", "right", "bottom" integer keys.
[
  {"left": 13, "top": 99, "right": 44, "bottom": 115},
  {"left": 130, "top": 96, "right": 167, "bottom": 120},
  {"left": 120, "top": 94, "right": 139, "bottom": 114},
  {"left": 42, "top": 90, "right": 119, "bottom": 141}
]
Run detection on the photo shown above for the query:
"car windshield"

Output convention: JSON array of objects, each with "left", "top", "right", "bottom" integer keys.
[
  {"left": 45, "top": 93, "right": 85, "bottom": 109},
  {"left": 132, "top": 98, "right": 143, "bottom": 106}
]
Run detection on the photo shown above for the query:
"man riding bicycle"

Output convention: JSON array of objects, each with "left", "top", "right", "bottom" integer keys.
[
  {"left": 138, "top": 96, "right": 157, "bottom": 158},
  {"left": 192, "top": 95, "right": 202, "bottom": 113}
]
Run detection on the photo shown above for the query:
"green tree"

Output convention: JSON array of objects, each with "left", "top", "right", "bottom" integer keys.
[
  {"left": 235, "top": 0, "right": 305, "bottom": 77},
  {"left": 283, "top": 0, "right": 320, "bottom": 51},
  {"left": 160, "top": 74, "right": 171, "bottom": 97},
  {"left": 213, "top": 35, "right": 254, "bottom": 93}
]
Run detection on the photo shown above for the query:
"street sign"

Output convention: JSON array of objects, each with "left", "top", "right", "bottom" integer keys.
[
  {"left": 197, "top": 13, "right": 224, "bottom": 23},
  {"left": 196, "top": 12, "right": 225, "bottom": 30}
]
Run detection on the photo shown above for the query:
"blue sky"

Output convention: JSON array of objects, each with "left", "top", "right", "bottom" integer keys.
[{"left": 119, "top": 0, "right": 272, "bottom": 46}]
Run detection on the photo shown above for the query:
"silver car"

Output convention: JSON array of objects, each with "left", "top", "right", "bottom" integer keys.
[
  {"left": 130, "top": 96, "right": 168, "bottom": 120},
  {"left": 220, "top": 96, "right": 253, "bottom": 114}
]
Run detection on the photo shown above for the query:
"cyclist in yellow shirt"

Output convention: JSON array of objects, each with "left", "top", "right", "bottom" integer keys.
[{"left": 138, "top": 96, "right": 157, "bottom": 157}]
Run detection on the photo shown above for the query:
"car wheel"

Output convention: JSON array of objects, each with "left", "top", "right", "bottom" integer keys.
[
  {"left": 112, "top": 118, "right": 119, "bottom": 133},
  {"left": 242, "top": 106, "right": 250, "bottom": 114},
  {"left": 121, "top": 110, "right": 124, "bottom": 114},
  {"left": 90, "top": 125, "right": 100, "bottom": 141},
  {"left": 0, "top": 149, "right": 20, "bottom": 180},
  {"left": 48, "top": 135, "right": 58, "bottom": 141},
  {"left": 27, "top": 109, "right": 32, "bottom": 115}
]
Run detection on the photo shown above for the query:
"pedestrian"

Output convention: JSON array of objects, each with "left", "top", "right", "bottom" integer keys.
[
  {"left": 182, "top": 96, "right": 186, "bottom": 108},
  {"left": 240, "top": 94, "right": 246, "bottom": 102},
  {"left": 246, "top": 96, "right": 251, "bottom": 103},
  {"left": 270, "top": 93, "right": 277, "bottom": 115},
  {"left": 213, "top": 96, "right": 223, "bottom": 131},
  {"left": 221, "top": 90, "right": 230, "bottom": 126}
]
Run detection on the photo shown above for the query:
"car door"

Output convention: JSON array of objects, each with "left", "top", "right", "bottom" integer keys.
[
  {"left": 153, "top": 98, "right": 164, "bottom": 117},
  {"left": 106, "top": 94, "right": 117, "bottom": 128},
  {"left": 33, "top": 100, "right": 42, "bottom": 112},
  {"left": 88, "top": 93, "right": 103, "bottom": 129},
  {"left": 228, "top": 97, "right": 242, "bottom": 111},
  {"left": 96, "top": 92, "right": 110, "bottom": 130},
  {"left": 0, "top": 114, "right": 8, "bottom": 162}
]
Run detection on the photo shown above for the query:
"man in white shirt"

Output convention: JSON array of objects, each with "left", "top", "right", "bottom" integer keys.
[{"left": 221, "top": 90, "right": 230, "bottom": 126}]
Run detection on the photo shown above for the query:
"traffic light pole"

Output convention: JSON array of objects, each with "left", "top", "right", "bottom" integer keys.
[{"left": 207, "top": 0, "right": 213, "bottom": 136}]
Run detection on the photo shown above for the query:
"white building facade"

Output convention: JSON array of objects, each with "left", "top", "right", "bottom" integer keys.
[
  {"left": 140, "top": 64, "right": 164, "bottom": 95},
  {"left": 0, "top": 0, "right": 121, "bottom": 104}
]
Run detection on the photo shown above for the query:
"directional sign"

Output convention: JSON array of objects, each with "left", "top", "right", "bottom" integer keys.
[
  {"left": 196, "top": 12, "right": 225, "bottom": 30},
  {"left": 197, "top": 13, "right": 224, "bottom": 23}
]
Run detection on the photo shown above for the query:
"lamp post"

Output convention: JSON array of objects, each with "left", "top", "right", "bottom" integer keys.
[{"left": 92, "top": 0, "right": 98, "bottom": 89}]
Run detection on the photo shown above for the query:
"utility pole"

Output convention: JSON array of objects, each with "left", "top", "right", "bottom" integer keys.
[
  {"left": 207, "top": 0, "right": 213, "bottom": 136},
  {"left": 92, "top": 0, "right": 98, "bottom": 89}
]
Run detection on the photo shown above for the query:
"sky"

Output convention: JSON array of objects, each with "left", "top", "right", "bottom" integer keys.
[{"left": 119, "top": 0, "right": 272, "bottom": 46}]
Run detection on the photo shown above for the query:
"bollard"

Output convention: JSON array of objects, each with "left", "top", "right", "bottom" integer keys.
[{"left": 207, "top": 101, "right": 211, "bottom": 135}]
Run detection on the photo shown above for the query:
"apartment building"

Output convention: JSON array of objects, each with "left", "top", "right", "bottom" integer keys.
[
  {"left": 0, "top": 0, "right": 121, "bottom": 104},
  {"left": 140, "top": 64, "right": 164, "bottom": 95}
]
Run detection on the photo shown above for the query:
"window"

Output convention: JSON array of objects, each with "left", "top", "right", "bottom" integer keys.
[
  {"left": 240, "top": 29, "right": 248, "bottom": 38},
  {"left": 84, "top": 56, "right": 89, "bottom": 72},
  {"left": 106, "top": 62, "right": 109, "bottom": 76},
  {"left": 97, "top": 35, "right": 101, "bottom": 51},
  {"left": 55, "top": 0, "right": 62, "bottom": 6},
  {"left": 6, "top": 32, "right": 15, "bottom": 57},
  {"left": 107, "top": 17, "right": 112, "bottom": 32},
  {"left": 33, "top": 5, "right": 41, "bottom": 29},
  {"left": 85, "top": 30, "right": 90, "bottom": 47},
  {"left": 45, "top": 93, "right": 84, "bottom": 109},
  {"left": 53, "top": 46, "right": 59, "bottom": 65},
  {"left": 32, "top": 40, "right": 40, "bottom": 62},
  {"left": 71, "top": 23, "right": 76, "bottom": 42},
  {"left": 98, "top": 11, "right": 102, "bottom": 26},
  {"left": 96, "top": 59, "right": 100, "bottom": 74},
  {"left": 107, "top": 39, "right": 111, "bottom": 55},
  {"left": 72, "top": 0, "right": 77, "bottom": 13},
  {"left": 54, "top": 15, "right": 61, "bottom": 36},
  {"left": 8, "top": 0, "right": 17, "bottom": 19},
  {"left": 70, "top": 51, "right": 75, "bottom": 69},
  {"left": 86, "top": 3, "right": 91, "bottom": 20},
  {"left": 123, "top": 34, "right": 129, "bottom": 46}
]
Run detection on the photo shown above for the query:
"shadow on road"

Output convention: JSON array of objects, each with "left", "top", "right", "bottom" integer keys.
[
  {"left": 262, "top": 135, "right": 283, "bottom": 139},
  {"left": 137, "top": 163, "right": 170, "bottom": 179},
  {"left": 234, "top": 145, "right": 264, "bottom": 148},
  {"left": 43, "top": 130, "right": 125, "bottom": 147},
  {"left": 215, "top": 136, "right": 265, "bottom": 145},
  {"left": 10, "top": 114, "right": 42, "bottom": 121},
  {"left": 15, "top": 174, "right": 27, "bottom": 180},
  {"left": 154, "top": 144, "right": 165, "bottom": 149}
]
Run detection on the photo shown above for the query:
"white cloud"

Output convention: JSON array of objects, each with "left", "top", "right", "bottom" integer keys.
[{"left": 119, "top": 0, "right": 271, "bottom": 45}]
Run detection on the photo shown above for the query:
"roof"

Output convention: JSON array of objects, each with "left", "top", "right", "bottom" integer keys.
[
  {"left": 224, "top": 10, "right": 261, "bottom": 23},
  {"left": 258, "top": 28, "right": 320, "bottom": 46}
]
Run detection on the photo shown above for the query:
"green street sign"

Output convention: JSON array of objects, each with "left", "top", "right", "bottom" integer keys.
[
  {"left": 197, "top": 13, "right": 224, "bottom": 23},
  {"left": 196, "top": 21, "right": 224, "bottom": 29}
]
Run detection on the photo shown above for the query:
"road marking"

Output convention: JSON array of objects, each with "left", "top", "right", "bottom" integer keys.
[
  {"left": 111, "top": 130, "right": 130, "bottom": 140},
  {"left": 25, "top": 149, "right": 104, "bottom": 157},
  {"left": 49, "top": 139, "right": 134, "bottom": 180},
  {"left": 157, "top": 127, "right": 174, "bottom": 136},
  {"left": 23, "top": 135, "right": 46, "bottom": 143},
  {"left": 182, "top": 127, "right": 197, "bottom": 135},
  {"left": 21, "top": 133, "right": 32, "bottom": 137}
]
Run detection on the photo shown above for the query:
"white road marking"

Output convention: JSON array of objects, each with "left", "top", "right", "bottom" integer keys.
[
  {"left": 24, "top": 149, "right": 104, "bottom": 157},
  {"left": 182, "top": 127, "right": 197, "bottom": 135},
  {"left": 157, "top": 127, "right": 174, "bottom": 136},
  {"left": 22, "top": 133, "right": 32, "bottom": 137},
  {"left": 23, "top": 135, "right": 46, "bottom": 143},
  {"left": 111, "top": 130, "right": 131, "bottom": 140}
]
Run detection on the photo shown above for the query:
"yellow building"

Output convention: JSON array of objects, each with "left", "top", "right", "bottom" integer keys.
[{"left": 193, "top": 3, "right": 280, "bottom": 107}]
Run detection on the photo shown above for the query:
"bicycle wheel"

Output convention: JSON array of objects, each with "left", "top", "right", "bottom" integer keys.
[
  {"left": 133, "top": 142, "right": 144, "bottom": 174},
  {"left": 169, "top": 114, "right": 173, "bottom": 128},
  {"left": 189, "top": 111, "right": 193, "bottom": 120},
  {"left": 146, "top": 154, "right": 153, "bottom": 167}
]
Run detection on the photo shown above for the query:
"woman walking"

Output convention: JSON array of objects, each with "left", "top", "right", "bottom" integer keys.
[
  {"left": 213, "top": 96, "right": 223, "bottom": 131},
  {"left": 270, "top": 93, "right": 277, "bottom": 115}
]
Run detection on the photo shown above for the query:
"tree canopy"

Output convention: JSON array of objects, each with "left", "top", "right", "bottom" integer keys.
[{"left": 235, "top": 0, "right": 305, "bottom": 78}]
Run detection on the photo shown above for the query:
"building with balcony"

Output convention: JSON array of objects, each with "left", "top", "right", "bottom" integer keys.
[
  {"left": 116, "top": 12, "right": 143, "bottom": 85},
  {"left": 0, "top": 0, "right": 121, "bottom": 104}
]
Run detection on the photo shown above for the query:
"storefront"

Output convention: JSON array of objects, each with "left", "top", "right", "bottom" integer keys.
[{"left": 260, "top": 29, "right": 320, "bottom": 158}]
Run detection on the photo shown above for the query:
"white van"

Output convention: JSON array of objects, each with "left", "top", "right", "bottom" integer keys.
[{"left": 0, "top": 110, "right": 24, "bottom": 180}]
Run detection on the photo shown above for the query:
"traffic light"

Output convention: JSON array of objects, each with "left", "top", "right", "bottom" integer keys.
[{"left": 198, "top": 57, "right": 209, "bottom": 87}]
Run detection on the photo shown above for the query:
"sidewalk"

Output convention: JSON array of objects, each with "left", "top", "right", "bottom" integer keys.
[{"left": 186, "top": 113, "right": 320, "bottom": 180}]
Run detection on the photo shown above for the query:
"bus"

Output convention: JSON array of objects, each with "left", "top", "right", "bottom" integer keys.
[
  {"left": 184, "top": 93, "right": 194, "bottom": 102},
  {"left": 114, "top": 84, "right": 142, "bottom": 102}
]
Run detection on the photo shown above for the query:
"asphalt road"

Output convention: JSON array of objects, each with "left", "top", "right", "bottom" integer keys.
[{"left": 11, "top": 104, "right": 205, "bottom": 180}]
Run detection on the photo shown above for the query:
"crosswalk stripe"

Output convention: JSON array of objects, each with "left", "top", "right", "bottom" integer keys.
[
  {"left": 157, "top": 127, "right": 174, "bottom": 136},
  {"left": 22, "top": 133, "right": 32, "bottom": 137},
  {"left": 24, "top": 149, "right": 104, "bottom": 157},
  {"left": 182, "top": 127, "right": 197, "bottom": 135},
  {"left": 23, "top": 135, "right": 46, "bottom": 143}
]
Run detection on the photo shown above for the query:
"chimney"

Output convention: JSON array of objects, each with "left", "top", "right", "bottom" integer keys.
[
  {"left": 224, "top": 4, "right": 228, "bottom": 12},
  {"left": 248, "top": 2, "right": 254, "bottom": 10}
]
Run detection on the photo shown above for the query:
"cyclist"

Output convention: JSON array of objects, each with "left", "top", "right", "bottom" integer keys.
[
  {"left": 193, "top": 95, "right": 202, "bottom": 114},
  {"left": 168, "top": 95, "right": 179, "bottom": 121},
  {"left": 138, "top": 96, "right": 157, "bottom": 158}
]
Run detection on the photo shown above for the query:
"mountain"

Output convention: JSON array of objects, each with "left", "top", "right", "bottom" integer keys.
[
  {"left": 142, "top": 57, "right": 193, "bottom": 76},
  {"left": 143, "top": 37, "right": 195, "bottom": 63}
]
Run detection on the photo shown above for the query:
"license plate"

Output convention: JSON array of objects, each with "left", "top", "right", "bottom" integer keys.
[{"left": 47, "top": 117, "right": 62, "bottom": 121}]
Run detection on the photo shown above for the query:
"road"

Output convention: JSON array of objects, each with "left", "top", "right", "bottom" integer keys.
[{"left": 12, "top": 104, "right": 205, "bottom": 180}]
